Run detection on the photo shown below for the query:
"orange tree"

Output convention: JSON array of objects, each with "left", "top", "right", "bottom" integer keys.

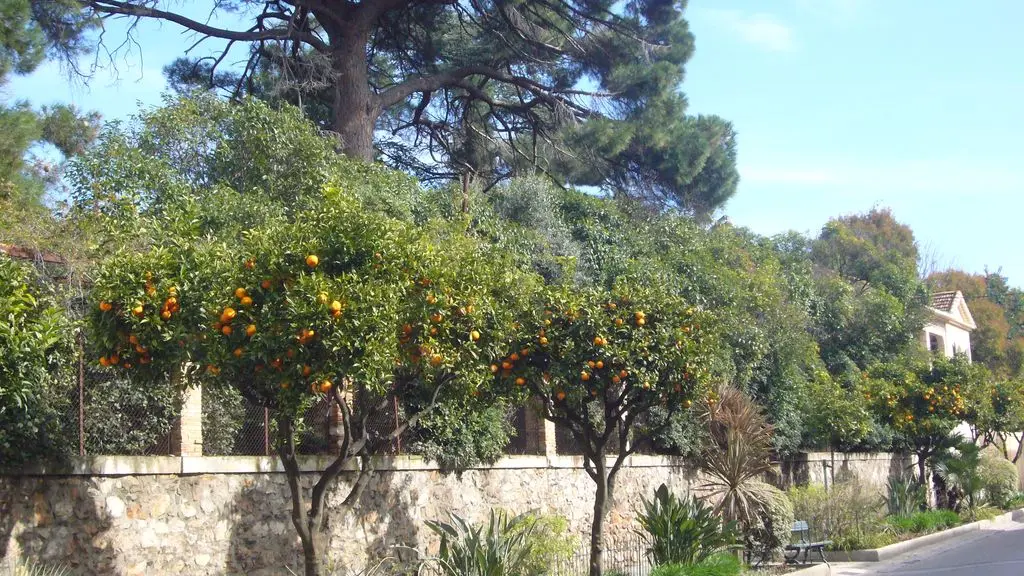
[
  {"left": 88, "top": 185, "right": 537, "bottom": 575},
  {"left": 499, "top": 275, "right": 718, "bottom": 576},
  {"left": 865, "top": 355, "right": 972, "bottom": 483}
]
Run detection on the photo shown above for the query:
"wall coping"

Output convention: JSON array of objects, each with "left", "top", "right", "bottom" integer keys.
[{"left": 0, "top": 453, "right": 694, "bottom": 477}]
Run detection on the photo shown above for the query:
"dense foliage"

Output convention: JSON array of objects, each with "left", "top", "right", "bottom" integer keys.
[{"left": 0, "top": 258, "right": 73, "bottom": 465}]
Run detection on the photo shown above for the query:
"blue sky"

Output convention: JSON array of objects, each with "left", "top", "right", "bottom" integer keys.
[{"left": 6, "top": 0, "right": 1021, "bottom": 284}]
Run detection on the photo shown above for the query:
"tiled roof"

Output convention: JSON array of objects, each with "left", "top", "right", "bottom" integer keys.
[{"left": 929, "top": 291, "right": 958, "bottom": 312}]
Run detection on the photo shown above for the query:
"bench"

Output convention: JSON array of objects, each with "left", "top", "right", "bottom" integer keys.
[{"left": 784, "top": 520, "right": 831, "bottom": 565}]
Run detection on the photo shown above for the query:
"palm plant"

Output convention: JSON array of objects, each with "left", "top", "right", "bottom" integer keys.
[
  {"left": 425, "top": 510, "right": 536, "bottom": 576},
  {"left": 932, "top": 441, "right": 985, "bottom": 519},
  {"left": 6, "top": 562, "right": 71, "bottom": 576},
  {"left": 698, "top": 387, "right": 775, "bottom": 530},
  {"left": 636, "top": 484, "right": 739, "bottom": 565}
]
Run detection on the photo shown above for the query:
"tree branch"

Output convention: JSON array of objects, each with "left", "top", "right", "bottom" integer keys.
[{"left": 86, "top": 1, "right": 331, "bottom": 52}]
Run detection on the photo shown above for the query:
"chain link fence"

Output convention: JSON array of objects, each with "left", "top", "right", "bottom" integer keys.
[
  {"left": 62, "top": 333, "right": 183, "bottom": 457},
  {"left": 555, "top": 534, "right": 652, "bottom": 576}
]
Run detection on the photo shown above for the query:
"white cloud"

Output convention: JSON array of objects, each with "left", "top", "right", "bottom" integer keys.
[{"left": 705, "top": 9, "right": 796, "bottom": 52}]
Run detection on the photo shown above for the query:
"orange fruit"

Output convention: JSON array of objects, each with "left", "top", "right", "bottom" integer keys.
[
  {"left": 135, "top": 345, "right": 146, "bottom": 354},
  {"left": 234, "top": 287, "right": 247, "bottom": 299},
  {"left": 139, "top": 356, "right": 150, "bottom": 365},
  {"left": 302, "top": 365, "right": 312, "bottom": 377},
  {"left": 98, "top": 356, "right": 110, "bottom": 367},
  {"left": 426, "top": 294, "right": 437, "bottom": 305},
  {"left": 233, "top": 347, "right": 244, "bottom": 358},
  {"left": 109, "top": 354, "right": 120, "bottom": 365},
  {"left": 429, "top": 327, "right": 438, "bottom": 335},
  {"left": 244, "top": 259, "right": 255, "bottom": 270},
  {"left": 161, "top": 310, "right": 172, "bottom": 320},
  {"left": 240, "top": 296, "right": 253, "bottom": 307},
  {"left": 539, "top": 336, "right": 549, "bottom": 345},
  {"left": 221, "top": 325, "right": 233, "bottom": 336},
  {"left": 520, "top": 348, "right": 529, "bottom": 357},
  {"left": 611, "top": 375, "right": 621, "bottom": 384},
  {"left": 587, "top": 360, "right": 596, "bottom": 368},
  {"left": 636, "top": 318, "right": 646, "bottom": 327},
  {"left": 509, "top": 352, "right": 520, "bottom": 362},
  {"left": 515, "top": 377, "right": 526, "bottom": 386},
  {"left": 402, "top": 324, "right": 413, "bottom": 335},
  {"left": 430, "top": 312, "right": 443, "bottom": 323},
  {"left": 168, "top": 286, "right": 178, "bottom": 296},
  {"left": 99, "top": 301, "right": 112, "bottom": 312},
  {"left": 581, "top": 371, "right": 591, "bottom": 381},
  {"left": 329, "top": 300, "right": 343, "bottom": 313},
  {"left": 593, "top": 336, "right": 605, "bottom": 346},
  {"left": 271, "top": 358, "right": 283, "bottom": 369},
  {"left": 220, "top": 307, "right": 237, "bottom": 323},
  {"left": 132, "top": 305, "right": 145, "bottom": 317},
  {"left": 490, "top": 364, "right": 499, "bottom": 373},
  {"left": 502, "top": 361, "right": 513, "bottom": 370},
  {"left": 245, "top": 324, "right": 257, "bottom": 337},
  {"left": 429, "top": 354, "right": 443, "bottom": 367},
  {"left": 305, "top": 254, "right": 319, "bottom": 268},
  {"left": 470, "top": 330, "right": 480, "bottom": 341},
  {"left": 555, "top": 391, "right": 566, "bottom": 401},
  {"left": 128, "top": 334, "right": 139, "bottom": 345},
  {"left": 683, "top": 399, "right": 692, "bottom": 408},
  {"left": 615, "top": 318, "right": 624, "bottom": 327},
  {"left": 319, "top": 380, "right": 332, "bottom": 393},
  {"left": 608, "top": 302, "right": 617, "bottom": 310},
  {"left": 619, "top": 370, "right": 628, "bottom": 378},
  {"left": 466, "top": 305, "right": 475, "bottom": 314},
  {"left": 281, "top": 382, "right": 291, "bottom": 390},
  {"left": 261, "top": 279, "right": 272, "bottom": 290}
]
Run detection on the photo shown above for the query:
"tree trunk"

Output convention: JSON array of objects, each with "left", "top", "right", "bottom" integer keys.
[
  {"left": 330, "top": 30, "right": 377, "bottom": 161},
  {"left": 297, "top": 529, "right": 323, "bottom": 576},
  {"left": 589, "top": 459, "right": 609, "bottom": 576}
]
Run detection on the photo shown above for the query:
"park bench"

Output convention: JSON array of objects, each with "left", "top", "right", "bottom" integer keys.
[{"left": 784, "top": 520, "right": 831, "bottom": 565}]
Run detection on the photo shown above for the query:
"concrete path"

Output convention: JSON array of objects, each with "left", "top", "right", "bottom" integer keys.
[{"left": 830, "top": 518, "right": 1024, "bottom": 576}]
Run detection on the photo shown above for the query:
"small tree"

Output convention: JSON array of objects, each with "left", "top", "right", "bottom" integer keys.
[
  {"left": 502, "top": 277, "right": 717, "bottom": 576},
  {"left": 865, "top": 358, "right": 967, "bottom": 483},
  {"left": 88, "top": 187, "right": 536, "bottom": 575}
]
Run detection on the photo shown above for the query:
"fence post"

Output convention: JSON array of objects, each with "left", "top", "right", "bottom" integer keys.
[{"left": 77, "top": 331, "right": 85, "bottom": 457}]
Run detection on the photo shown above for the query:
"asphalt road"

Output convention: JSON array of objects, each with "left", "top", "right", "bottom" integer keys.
[{"left": 833, "top": 520, "right": 1024, "bottom": 576}]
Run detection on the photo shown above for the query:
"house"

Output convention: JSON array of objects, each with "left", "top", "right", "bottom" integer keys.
[{"left": 922, "top": 290, "right": 976, "bottom": 361}]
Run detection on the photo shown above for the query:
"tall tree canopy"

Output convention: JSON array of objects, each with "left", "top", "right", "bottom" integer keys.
[
  {"left": 928, "top": 269, "right": 1024, "bottom": 378},
  {"left": 64, "top": 0, "right": 738, "bottom": 213}
]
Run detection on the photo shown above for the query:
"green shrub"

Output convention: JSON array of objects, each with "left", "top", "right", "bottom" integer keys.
[
  {"left": 886, "top": 509, "right": 960, "bottom": 534},
  {"left": 648, "top": 553, "right": 741, "bottom": 576},
  {"left": 1003, "top": 492, "right": 1024, "bottom": 510},
  {"left": 979, "top": 448, "right": 1019, "bottom": 508},
  {"left": 425, "top": 510, "right": 535, "bottom": 576},
  {"left": 745, "top": 482, "right": 794, "bottom": 561},
  {"left": 0, "top": 258, "right": 73, "bottom": 466},
  {"left": 636, "top": 484, "right": 739, "bottom": 565},
  {"left": 517, "top": 512, "right": 577, "bottom": 576},
  {"left": 972, "top": 505, "right": 1002, "bottom": 521},
  {"left": 788, "top": 481, "right": 888, "bottom": 551}
]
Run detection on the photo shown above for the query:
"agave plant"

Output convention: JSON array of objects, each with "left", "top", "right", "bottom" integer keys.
[
  {"left": 698, "top": 387, "right": 775, "bottom": 530},
  {"left": 6, "top": 561, "right": 71, "bottom": 576},
  {"left": 636, "top": 484, "right": 739, "bottom": 565},
  {"left": 425, "top": 509, "right": 536, "bottom": 576},
  {"left": 884, "top": 475, "right": 925, "bottom": 517}
]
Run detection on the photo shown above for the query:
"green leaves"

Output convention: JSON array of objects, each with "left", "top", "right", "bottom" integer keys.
[
  {"left": 636, "top": 484, "right": 739, "bottom": 566},
  {"left": 425, "top": 510, "right": 537, "bottom": 576}
]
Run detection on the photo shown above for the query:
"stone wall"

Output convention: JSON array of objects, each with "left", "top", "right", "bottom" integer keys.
[
  {"left": 1, "top": 452, "right": 902, "bottom": 575},
  {"left": 1, "top": 455, "right": 699, "bottom": 575},
  {"left": 774, "top": 451, "right": 915, "bottom": 492}
]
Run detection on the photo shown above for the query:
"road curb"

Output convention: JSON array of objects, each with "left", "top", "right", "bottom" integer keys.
[{"left": 785, "top": 508, "right": 1024, "bottom": 573}]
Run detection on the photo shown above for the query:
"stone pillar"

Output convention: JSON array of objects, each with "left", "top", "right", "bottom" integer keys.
[
  {"left": 328, "top": 389, "right": 356, "bottom": 453},
  {"left": 523, "top": 398, "right": 557, "bottom": 458},
  {"left": 171, "top": 385, "right": 203, "bottom": 456}
]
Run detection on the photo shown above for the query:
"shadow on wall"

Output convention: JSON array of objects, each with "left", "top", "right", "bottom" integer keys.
[
  {"left": 225, "top": 474, "right": 302, "bottom": 576},
  {"left": 1, "top": 476, "right": 115, "bottom": 575},
  {"left": 225, "top": 468, "right": 425, "bottom": 576}
]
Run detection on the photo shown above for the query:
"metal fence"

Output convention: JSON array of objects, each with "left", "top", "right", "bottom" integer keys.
[
  {"left": 65, "top": 332, "right": 183, "bottom": 457},
  {"left": 555, "top": 535, "right": 652, "bottom": 576}
]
